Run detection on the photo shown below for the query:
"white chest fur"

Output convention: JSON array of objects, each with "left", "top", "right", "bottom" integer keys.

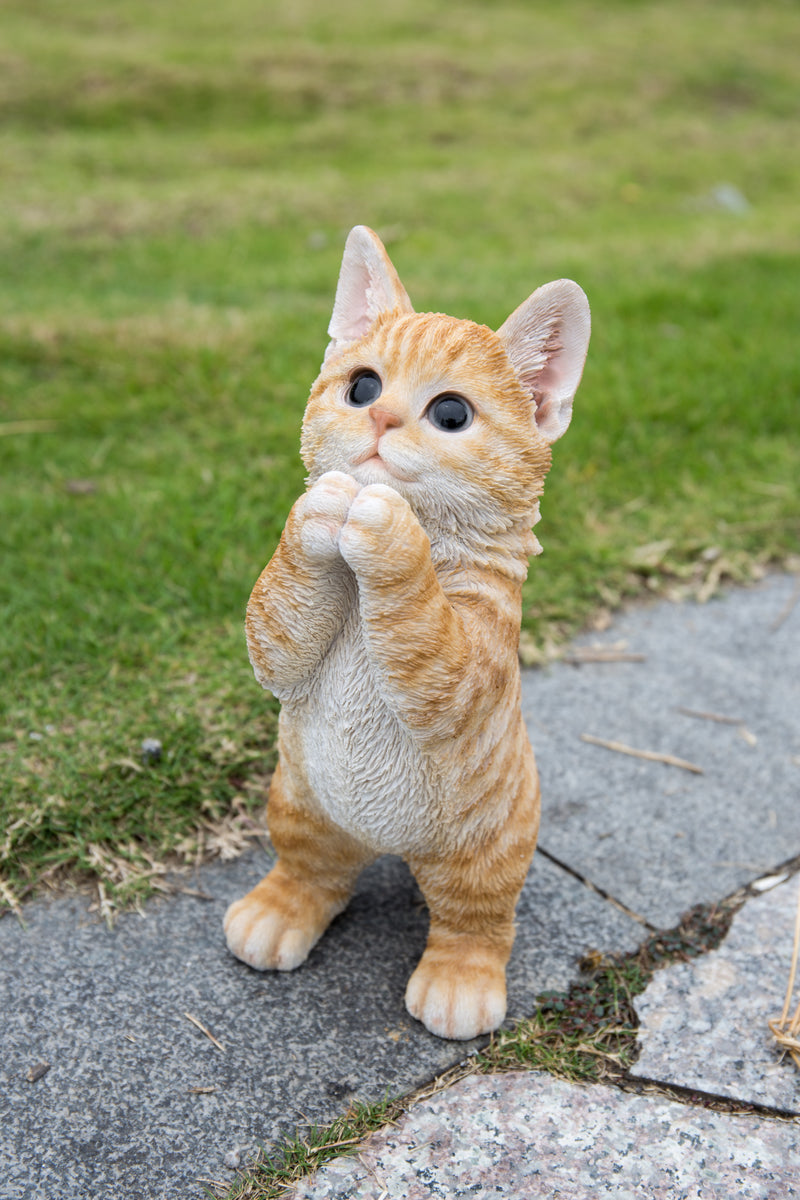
[{"left": 280, "top": 605, "right": 442, "bottom": 856}]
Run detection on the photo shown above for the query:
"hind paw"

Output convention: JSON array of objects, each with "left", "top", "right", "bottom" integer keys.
[
  {"left": 405, "top": 950, "right": 507, "bottom": 1040},
  {"left": 224, "top": 897, "right": 316, "bottom": 971},
  {"left": 224, "top": 870, "right": 344, "bottom": 972}
]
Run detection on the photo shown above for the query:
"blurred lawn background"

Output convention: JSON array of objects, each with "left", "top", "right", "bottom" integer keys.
[{"left": 1, "top": 0, "right": 799, "bottom": 911}]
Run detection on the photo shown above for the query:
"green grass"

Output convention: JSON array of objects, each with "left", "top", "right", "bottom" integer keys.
[{"left": 2, "top": 0, "right": 800, "bottom": 910}]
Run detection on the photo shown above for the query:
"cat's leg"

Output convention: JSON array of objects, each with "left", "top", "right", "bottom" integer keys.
[
  {"left": 405, "top": 762, "right": 539, "bottom": 1040},
  {"left": 407, "top": 864, "right": 525, "bottom": 1041},
  {"left": 338, "top": 484, "right": 516, "bottom": 738},
  {"left": 224, "top": 762, "right": 373, "bottom": 971},
  {"left": 339, "top": 482, "right": 537, "bottom": 1038},
  {"left": 246, "top": 471, "right": 360, "bottom": 695}
]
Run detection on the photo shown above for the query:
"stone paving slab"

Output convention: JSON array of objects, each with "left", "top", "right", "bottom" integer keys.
[
  {"left": 0, "top": 849, "right": 641, "bottom": 1200},
  {"left": 290, "top": 1070, "right": 800, "bottom": 1199},
  {"left": 632, "top": 873, "right": 800, "bottom": 1113},
  {"left": 522, "top": 573, "right": 800, "bottom": 929},
  {"left": 4, "top": 575, "right": 800, "bottom": 1199}
]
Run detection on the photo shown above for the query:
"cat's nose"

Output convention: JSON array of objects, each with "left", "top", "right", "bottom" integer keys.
[{"left": 369, "top": 407, "right": 402, "bottom": 438}]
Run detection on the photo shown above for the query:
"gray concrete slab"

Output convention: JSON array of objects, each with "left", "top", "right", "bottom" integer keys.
[
  {"left": 522, "top": 573, "right": 800, "bottom": 928},
  {"left": 0, "top": 849, "right": 641, "bottom": 1200},
  {"left": 631, "top": 873, "right": 800, "bottom": 1113},
  {"left": 4, "top": 574, "right": 800, "bottom": 1199},
  {"left": 290, "top": 1070, "right": 800, "bottom": 1199}
]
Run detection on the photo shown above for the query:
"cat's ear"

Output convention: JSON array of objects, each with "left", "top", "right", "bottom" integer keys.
[
  {"left": 325, "top": 226, "right": 414, "bottom": 360},
  {"left": 497, "top": 280, "right": 590, "bottom": 442}
]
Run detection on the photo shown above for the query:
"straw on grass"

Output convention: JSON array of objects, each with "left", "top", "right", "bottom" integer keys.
[{"left": 0, "top": 420, "right": 58, "bottom": 437}]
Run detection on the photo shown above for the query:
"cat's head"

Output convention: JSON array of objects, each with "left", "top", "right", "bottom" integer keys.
[{"left": 301, "top": 226, "right": 590, "bottom": 574}]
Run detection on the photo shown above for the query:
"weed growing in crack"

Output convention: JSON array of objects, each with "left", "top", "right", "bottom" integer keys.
[{"left": 479, "top": 898, "right": 743, "bottom": 1086}]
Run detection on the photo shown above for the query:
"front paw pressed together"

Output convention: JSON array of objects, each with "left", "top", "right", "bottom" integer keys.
[
  {"left": 338, "top": 484, "right": 428, "bottom": 580},
  {"left": 295, "top": 471, "right": 360, "bottom": 564}
]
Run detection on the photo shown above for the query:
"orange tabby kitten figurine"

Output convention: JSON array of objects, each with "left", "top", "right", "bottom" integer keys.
[{"left": 224, "top": 226, "right": 590, "bottom": 1040}]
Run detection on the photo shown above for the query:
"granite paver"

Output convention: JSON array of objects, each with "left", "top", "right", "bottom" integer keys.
[
  {"left": 290, "top": 1070, "right": 800, "bottom": 1199},
  {"left": 632, "top": 873, "right": 800, "bottom": 1113}
]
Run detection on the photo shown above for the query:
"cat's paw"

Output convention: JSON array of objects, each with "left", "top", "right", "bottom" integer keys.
[
  {"left": 224, "top": 871, "right": 341, "bottom": 971},
  {"left": 224, "top": 895, "right": 315, "bottom": 971},
  {"left": 338, "top": 484, "right": 427, "bottom": 579},
  {"left": 405, "top": 952, "right": 507, "bottom": 1040},
  {"left": 295, "top": 471, "right": 360, "bottom": 564}
]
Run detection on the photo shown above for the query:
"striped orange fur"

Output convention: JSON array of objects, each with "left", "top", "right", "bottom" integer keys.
[{"left": 224, "top": 227, "right": 590, "bottom": 1039}]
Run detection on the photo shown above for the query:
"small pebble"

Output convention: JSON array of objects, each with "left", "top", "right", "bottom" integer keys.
[
  {"left": 711, "top": 182, "right": 750, "bottom": 214},
  {"left": 141, "top": 738, "right": 163, "bottom": 763}
]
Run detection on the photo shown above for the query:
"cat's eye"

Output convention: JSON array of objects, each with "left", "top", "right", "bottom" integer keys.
[
  {"left": 347, "top": 370, "right": 382, "bottom": 407},
  {"left": 427, "top": 394, "right": 473, "bottom": 432}
]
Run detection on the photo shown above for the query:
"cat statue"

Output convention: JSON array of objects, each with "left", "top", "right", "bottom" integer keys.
[{"left": 224, "top": 226, "right": 590, "bottom": 1040}]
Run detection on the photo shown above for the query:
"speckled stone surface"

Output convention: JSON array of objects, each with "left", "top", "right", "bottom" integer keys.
[
  {"left": 3, "top": 575, "right": 799, "bottom": 1199},
  {"left": 522, "top": 573, "right": 800, "bottom": 929},
  {"left": 0, "top": 850, "right": 641, "bottom": 1200},
  {"left": 291, "top": 1071, "right": 800, "bottom": 1199},
  {"left": 632, "top": 875, "right": 800, "bottom": 1113}
]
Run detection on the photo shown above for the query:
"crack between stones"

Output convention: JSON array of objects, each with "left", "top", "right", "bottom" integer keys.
[
  {"left": 535, "top": 845, "right": 657, "bottom": 932},
  {"left": 616, "top": 1072, "right": 800, "bottom": 1122}
]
